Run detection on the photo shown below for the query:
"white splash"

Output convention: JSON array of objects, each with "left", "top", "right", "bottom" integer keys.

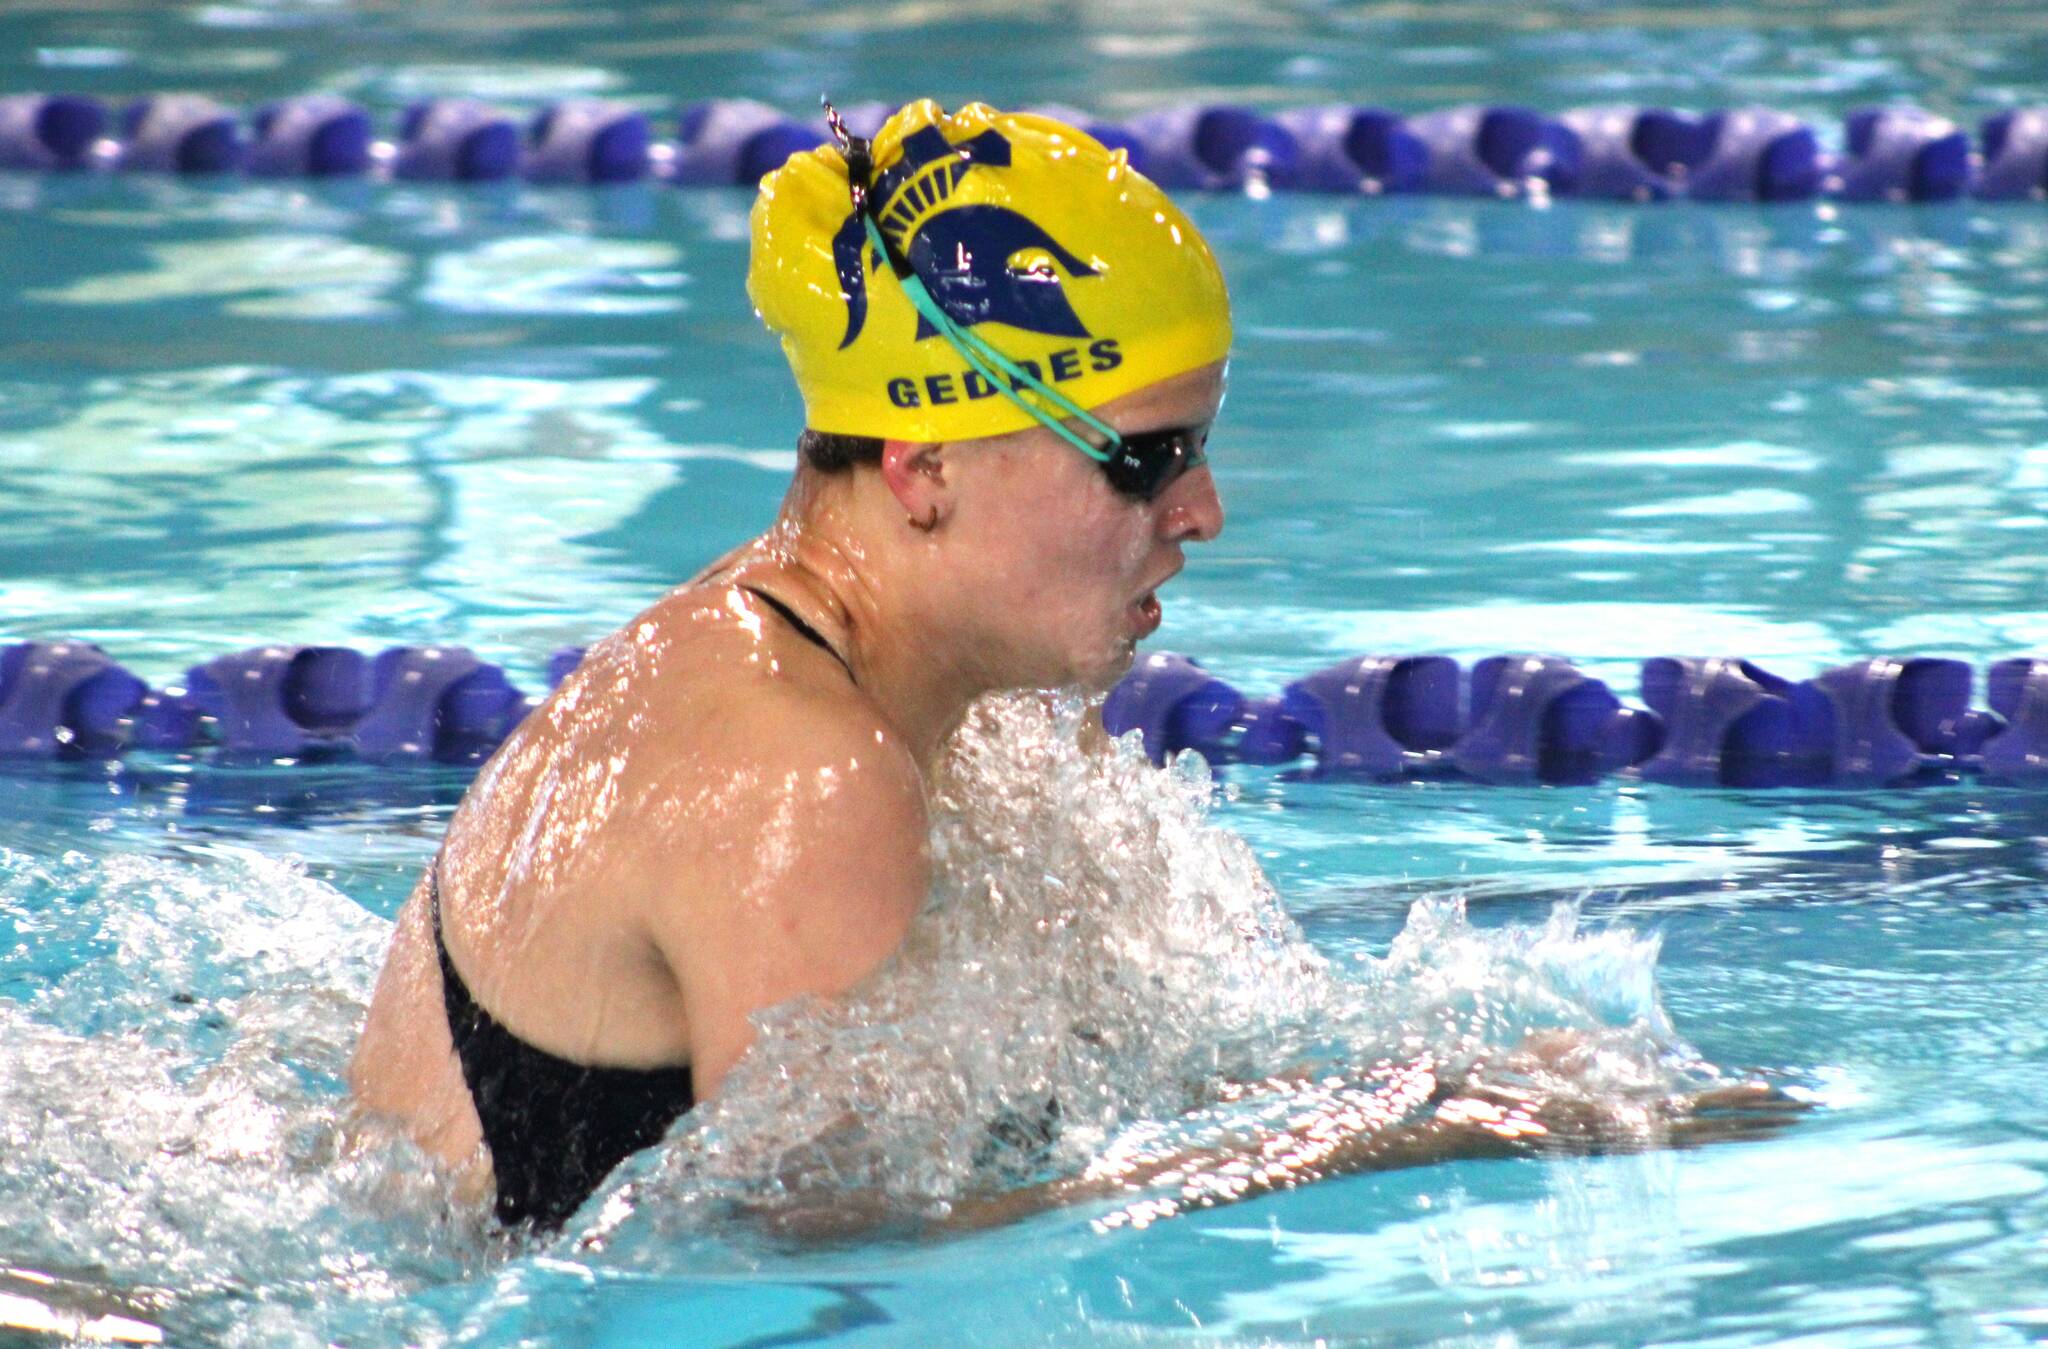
[
  {"left": 0, "top": 846, "right": 488, "bottom": 1347},
  {"left": 0, "top": 694, "right": 1714, "bottom": 1332},
  {"left": 580, "top": 695, "right": 1709, "bottom": 1257}
]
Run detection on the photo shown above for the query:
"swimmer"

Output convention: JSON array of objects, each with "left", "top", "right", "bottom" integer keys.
[
  {"left": 351, "top": 99, "right": 1796, "bottom": 1233},
  {"left": 350, "top": 99, "right": 1232, "bottom": 1229}
]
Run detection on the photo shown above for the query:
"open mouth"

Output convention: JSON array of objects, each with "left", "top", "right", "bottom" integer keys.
[{"left": 1134, "top": 590, "right": 1163, "bottom": 634}]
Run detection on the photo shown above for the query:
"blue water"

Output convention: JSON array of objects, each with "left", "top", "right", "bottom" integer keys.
[{"left": 6, "top": 2, "right": 2048, "bottom": 1345}]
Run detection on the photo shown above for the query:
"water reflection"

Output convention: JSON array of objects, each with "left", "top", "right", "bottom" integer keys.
[
  {"left": 1229, "top": 766, "right": 2048, "bottom": 908},
  {"left": 421, "top": 236, "right": 683, "bottom": 315},
  {"left": 1196, "top": 196, "right": 2048, "bottom": 666},
  {"left": 30, "top": 235, "right": 406, "bottom": 317},
  {"left": 0, "top": 367, "right": 727, "bottom": 661}
]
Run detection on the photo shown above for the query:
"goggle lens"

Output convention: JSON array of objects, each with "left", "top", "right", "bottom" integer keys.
[{"left": 1102, "top": 425, "right": 1209, "bottom": 503}]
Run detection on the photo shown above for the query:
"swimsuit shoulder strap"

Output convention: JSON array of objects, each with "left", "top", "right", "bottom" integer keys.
[
  {"left": 429, "top": 854, "right": 445, "bottom": 937},
  {"left": 428, "top": 857, "right": 464, "bottom": 994},
  {"left": 740, "top": 585, "right": 855, "bottom": 683}
]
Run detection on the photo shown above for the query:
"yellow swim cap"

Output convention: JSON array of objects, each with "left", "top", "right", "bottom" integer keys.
[{"left": 748, "top": 99, "right": 1231, "bottom": 442}]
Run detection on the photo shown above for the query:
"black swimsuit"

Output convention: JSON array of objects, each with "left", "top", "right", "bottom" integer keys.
[
  {"left": 434, "top": 585, "right": 852, "bottom": 1229},
  {"left": 433, "top": 870, "right": 695, "bottom": 1229}
]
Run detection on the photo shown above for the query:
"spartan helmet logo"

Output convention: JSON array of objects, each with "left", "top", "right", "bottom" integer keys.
[{"left": 832, "top": 124, "right": 1101, "bottom": 350}]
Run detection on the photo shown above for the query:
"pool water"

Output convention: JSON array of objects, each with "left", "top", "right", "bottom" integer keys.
[{"left": 5, "top": 1, "right": 2048, "bottom": 1344}]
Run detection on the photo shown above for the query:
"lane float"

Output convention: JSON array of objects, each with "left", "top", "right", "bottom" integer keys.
[
  {"left": 6, "top": 638, "right": 2047, "bottom": 786},
  {"left": 0, "top": 94, "right": 2042, "bottom": 202},
  {"left": 1103, "top": 651, "right": 2032, "bottom": 786}
]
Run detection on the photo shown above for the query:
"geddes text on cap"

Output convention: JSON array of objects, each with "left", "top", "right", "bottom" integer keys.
[{"left": 885, "top": 337, "right": 1123, "bottom": 409}]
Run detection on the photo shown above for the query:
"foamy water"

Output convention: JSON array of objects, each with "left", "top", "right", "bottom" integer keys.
[
  {"left": 0, "top": 847, "right": 486, "bottom": 1345},
  {"left": 0, "top": 695, "right": 1724, "bottom": 1342}
]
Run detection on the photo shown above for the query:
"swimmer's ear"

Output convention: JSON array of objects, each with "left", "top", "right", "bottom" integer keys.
[{"left": 880, "top": 439, "right": 949, "bottom": 534}]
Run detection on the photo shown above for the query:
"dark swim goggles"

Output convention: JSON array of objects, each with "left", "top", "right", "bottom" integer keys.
[
  {"left": 1097, "top": 422, "right": 1210, "bottom": 503},
  {"left": 828, "top": 103, "right": 1212, "bottom": 505}
]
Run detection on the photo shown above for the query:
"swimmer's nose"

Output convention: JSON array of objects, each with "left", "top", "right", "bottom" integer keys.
[{"left": 1158, "top": 464, "right": 1224, "bottom": 544}]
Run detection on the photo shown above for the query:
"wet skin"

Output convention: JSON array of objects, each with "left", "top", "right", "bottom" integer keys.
[{"left": 347, "top": 362, "right": 1228, "bottom": 1179}]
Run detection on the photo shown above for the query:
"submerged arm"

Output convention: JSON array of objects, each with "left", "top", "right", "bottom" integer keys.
[{"left": 945, "top": 1062, "right": 1803, "bottom": 1234}]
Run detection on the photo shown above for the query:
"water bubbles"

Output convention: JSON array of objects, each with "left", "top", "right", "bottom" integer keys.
[
  {"left": 0, "top": 846, "right": 490, "bottom": 1345},
  {"left": 581, "top": 694, "right": 1710, "bottom": 1256},
  {"left": 0, "top": 691, "right": 1718, "bottom": 1332}
]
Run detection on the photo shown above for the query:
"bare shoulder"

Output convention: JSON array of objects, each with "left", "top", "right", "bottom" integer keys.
[
  {"left": 666, "top": 668, "right": 929, "bottom": 910},
  {"left": 597, "top": 591, "right": 929, "bottom": 1094},
  {"left": 629, "top": 583, "right": 914, "bottom": 783},
  {"left": 602, "top": 582, "right": 931, "bottom": 947}
]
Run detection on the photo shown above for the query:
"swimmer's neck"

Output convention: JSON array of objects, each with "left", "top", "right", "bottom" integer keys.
[{"left": 726, "top": 468, "right": 1007, "bottom": 769}]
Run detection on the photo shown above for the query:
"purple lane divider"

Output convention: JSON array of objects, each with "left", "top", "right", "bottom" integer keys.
[
  {"left": 187, "top": 646, "right": 371, "bottom": 759},
  {"left": 132, "top": 687, "right": 203, "bottom": 751},
  {"left": 1984, "top": 659, "right": 2048, "bottom": 781},
  {"left": 1274, "top": 106, "right": 1428, "bottom": 195},
  {"left": 0, "top": 94, "right": 105, "bottom": 170},
  {"left": 0, "top": 642, "right": 146, "bottom": 758},
  {"left": 183, "top": 644, "right": 526, "bottom": 763},
  {"left": 1280, "top": 655, "right": 1459, "bottom": 778},
  {"left": 1126, "top": 105, "right": 1302, "bottom": 193},
  {"left": 1561, "top": 106, "right": 1711, "bottom": 201},
  {"left": 248, "top": 95, "right": 372, "bottom": 177},
  {"left": 525, "top": 100, "right": 651, "bottom": 184},
  {"left": 669, "top": 99, "right": 826, "bottom": 185},
  {"left": 1808, "top": 657, "right": 1986, "bottom": 784},
  {"left": 1832, "top": 107, "right": 1973, "bottom": 203},
  {"left": 1405, "top": 105, "right": 1582, "bottom": 198},
  {"left": 1101, "top": 652, "right": 1244, "bottom": 765},
  {"left": 355, "top": 647, "right": 524, "bottom": 763},
  {"left": 394, "top": 99, "right": 521, "bottom": 181},
  {"left": 1685, "top": 107, "right": 1822, "bottom": 202},
  {"left": 1232, "top": 695, "right": 1308, "bottom": 765},
  {"left": 1451, "top": 655, "right": 1657, "bottom": 785},
  {"left": 0, "top": 91, "right": 2039, "bottom": 204},
  {"left": 1638, "top": 657, "right": 1833, "bottom": 787},
  {"left": 1979, "top": 108, "right": 2048, "bottom": 202},
  {"left": 117, "top": 95, "right": 243, "bottom": 174},
  {"left": 9, "top": 639, "right": 2048, "bottom": 787}
]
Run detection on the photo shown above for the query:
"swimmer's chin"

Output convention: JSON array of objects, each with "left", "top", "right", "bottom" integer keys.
[
  {"left": 1072, "top": 636, "right": 1141, "bottom": 696},
  {"left": 994, "top": 635, "right": 1141, "bottom": 702}
]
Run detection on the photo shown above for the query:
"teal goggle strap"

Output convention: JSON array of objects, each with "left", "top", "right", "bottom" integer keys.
[{"left": 860, "top": 215, "right": 1122, "bottom": 462}]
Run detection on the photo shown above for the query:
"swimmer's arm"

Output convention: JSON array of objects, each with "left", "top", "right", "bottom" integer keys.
[
  {"left": 645, "top": 707, "right": 931, "bottom": 1100},
  {"left": 945, "top": 1076, "right": 1803, "bottom": 1233}
]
